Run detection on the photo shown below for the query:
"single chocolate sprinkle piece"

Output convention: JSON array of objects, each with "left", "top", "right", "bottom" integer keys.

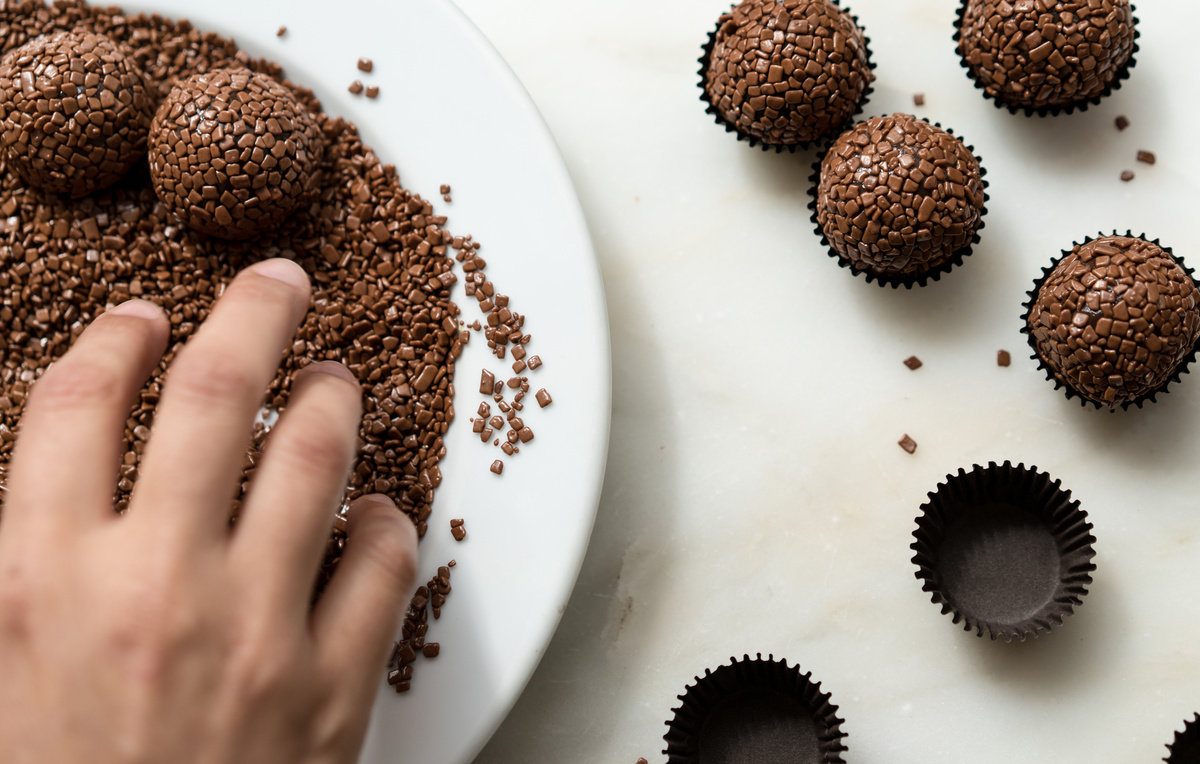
[
  {"left": 422, "top": 642, "right": 440, "bottom": 658},
  {"left": 899, "top": 434, "right": 917, "bottom": 454},
  {"left": 817, "top": 113, "right": 986, "bottom": 279},
  {"left": 148, "top": 68, "right": 324, "bottom": 239},
  {"left": 535, "top": 388, "right": 552, "bottom": 407},
  {"left": 903, "top": 355, "right": 923, "bottom": 370},
  {"left": 276, "top": 25, "right": 287, "bottom": 37},
  {"left": 1121, "top": 170, "right": 1135, "bottom": 182},
  {"left": 913, "top": 93, "right": 925, "bottom": 106},
  {"left": 357, "top": 57, "right": 373, "bottom": 73},
  {"left": 1115, "top": 115, "right": 1130, "bottom": 131},
  {"left": 958, "top": 0, "right": 1136, "bottom": 112},
  {"left": 440, "top": 184, "right": 451, "bottom": 195},
  {"left": 450, "top": 518, "right": 466, "bottom": 541},
  {"left": 518, "top": 427, "right": 534, "bottom": 443},
  {"left": 0, "top": 30, "right": 154, "bottom": 197},
  {"left": 526, "top": 355, "right": 542, "bottom": 370},
  {"left": 997, "top": 349, "right": 1011, "bottom": 367},
  {"left": 703, "top": 0, "right": 873, "bottom": 148},
  {"left": 490, "top": 460, "right": 504, "bottom": 475},
  {"left": 1138, "top": 150, "right": 1156, "bottom": 165},
  {"left": 348, "top": 79, "right": 363, "bottom": 94},
  {"left": 1027, "top": 235, "right": 1200, "bottom": 408},
  {"left": 365, "top": 85, "right": 379, "bottom": 99},
  {"left": 637, "top": 759, "right": 649, "bottom": 764},
  {"left": 480, "top": 369, "right": 495, "bottom": 394}
]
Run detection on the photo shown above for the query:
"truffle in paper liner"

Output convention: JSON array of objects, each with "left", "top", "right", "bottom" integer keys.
[
  {"left": 698, "top": 0, "right": 874, "bottom": 153},
  {"left": 1022, "top": 232, "right": 1200, "bottom": 411},
  {"left": 910, "top": 461, "right": 1095, "bottom": 642},
  {"left": 807, "top": 113, "right": 989, "bottom": 289},
  {"left": 663, "top": 653, "right": 847, "bottom": 763},
  {"left": 953, "top": 0, "right": 1139, "bottom": 117},
  {"left": 1165, "top": 713, "right": 1200, "bottom": 763}
]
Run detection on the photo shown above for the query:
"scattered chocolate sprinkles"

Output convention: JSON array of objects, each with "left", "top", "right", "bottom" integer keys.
[
  {"left": 997, "top": 349, "right": 1011, "bottom": 367},
  {"left": 1121, "top": 170, "right": 1135, "bottom": 182},
  {"left": 348, "top": 79, "right": 363, "bottom": 94},
  {"left": 903, "top": 355, "right": 922, "bottom": 370},
  {"left": 1115, "top": 114, "right": 1130, "bottom": 131},
  {"left": 450, "top": 517, "right": 466, "bottom": 541},
  {"left": 1137, "top": 150, "right": 1156, "bottom": 165},
  {"left": 357, "top": 57, "right": 373, "bottom": 73},
  {"left": 276, "top": 25, "right": 286, "bottom": 37},
  {"left": 535, "top": 388, "right": 552, "bottom": 407},
  {"left": 490, "top": 459, "right": 504, "bottom": 475},
  {"left": 913, "top": 92, "right": 925, "bottom": 106},
  {"left": 389, "top": 563, "right": 454, "bottom": 692},
  {"left": 365, "top": 85, "right": 379, "bottom": 99},
  {"left": 899, "top": 434, "right": 917, "bottom": 454}
]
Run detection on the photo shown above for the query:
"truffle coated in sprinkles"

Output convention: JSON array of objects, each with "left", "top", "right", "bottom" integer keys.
[
  {"left": 703, "top": 0, "right": 873, "bottom": 147},
  {"left": 1027, "top": 235, "right": 1200, "bottom": 408},
  {"left": 816, "top": 113, "right": 985, "bottom": 279},
  {"left": 0, "top": 29, "right": 153, "bottom": 198},
  {"left": 957, "top": 0, "right": 1136, "bottom": 112},
  {"left": 147, "top": 67, "right": 324, "bottom": 239}
]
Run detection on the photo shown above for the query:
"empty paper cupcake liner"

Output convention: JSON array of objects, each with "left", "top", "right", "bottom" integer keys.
[
  {"left": 663, "top": 653, "right": 847, "bottom": 763},
  {"left": 953, "top": 0, "right": 1140, "bottom": 117},
  {"left": 1165, "top": 713, "right": 1200, "bottom": 763},
  {"left": 1021, "top": 231, "right": 1200, "bottom": 411},
  {"left": 698, "top": 0, "right": 875, "bottom": 153},
  {"left": 910, "top": 461, "right": 1096, "bottom": 642},
  {"left": 806, "top": 116, "right": 989, "bottom": 289}
]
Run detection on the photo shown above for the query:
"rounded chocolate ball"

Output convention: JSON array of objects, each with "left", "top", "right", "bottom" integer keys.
[
  {"left": 815, "top": 113, "right": 985, "bottom": 280},
  {"left": 703, "top": 0, "right": 872, "bottom": 148},
  {"left": 0, "top": 30, "right": 153, "bottom": 198},
  {"left": 958, "top": 0, "right": 1136, "bottom": 112},
  {"left": 148, "top": 68, "right": 323, "bottom": 239},
  {"left": 1027, "top": 236, "right": 1200, "bottom": 408}
]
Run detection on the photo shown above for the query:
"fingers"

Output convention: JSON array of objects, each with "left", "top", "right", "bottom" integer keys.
[
  {"left": 129, "top": 259, "right": 310, "bottom": 546},
  {"left": 311, "top": 495, "right": 417, "bottom": 694},
  {"left": 230, "top": 362, "right": 362, "bottom": 618},
  {"left": 3, "top": 300, "right": 169, "bottom": 535}
]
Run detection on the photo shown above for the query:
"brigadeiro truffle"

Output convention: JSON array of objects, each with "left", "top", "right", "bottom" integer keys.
[
  {"left": 811, "top": 112, "right": 987, "bottom": 287},
  {"left": 700, "top": 0, "right": 873, "bottom": 151},
  {"left": 0, "top": 29, "right": 153, "bottom": 198},
  {"left": 955, "top": 0, "right": 1138, "bottom": 115},
  {"left": 1024, "top": 234, "right": 1200, "bottom": 409},
  {"left": 1165, "top": 714, "right": 1200, "bottom": 763},
  {"left": 911, "top": 461, "right": 1096, "bottom": 642},
  {"left": 148, "top": 68, "right": 323, "bottom": 239},
  {"left": 663, "top": 654, "right": 847, "bottom": 763}
]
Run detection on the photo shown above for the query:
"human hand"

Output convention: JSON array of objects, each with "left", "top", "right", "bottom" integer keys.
[{"left": 0, "top": 259, "right": 419, "bottom": 764}]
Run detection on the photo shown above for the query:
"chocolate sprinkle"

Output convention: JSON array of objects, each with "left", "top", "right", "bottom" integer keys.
[
  {"left": 1115, "top": 114, "right": 1130, "bottom": 131},
  {"left": 1138, "top": 149, "right": 1156, "bottom": 165},
  {"left": 148, "top": 67, "right": 324, "bottom": 239},
  {"left": 913, "top": 92, "right": 925, "bottom": 106},
  {"left": 365, "top": 85, "right": 379, "bottom": 99},
  {"left": 348, "top": 79, "right": 363, "bottom": 94},
  {"left": 997, "top": 349, "right": 1011, "bottom": 367},
  {"left": 1026, "top": 234, "right": 1200, "bottom": 409},
  {"left": 815, "top": 113, "right": 986, "bottom": 281},
  {"left": 276, "top": 25, "right": 287, "bottom": 37},
  {"left": 903, "top": 355, "right": 922, "bottom": 370},
  {"left": 898, "top": 434, "right": 917, "bottom": 454},
  {"left": 701, "top": 0, "right": 873, "bottom": 149},
  {"left": 957, "top": 0, "right": 1137, "bottom": 113},
  {"left": 1121, "top": 170, "right": 1135, "bottom": 182},
  {"left": 0, "top": 29, "right": 153, "bottom": 197},
  {"left": 357, "top": 57, "right": 373, "bottom": 73}
]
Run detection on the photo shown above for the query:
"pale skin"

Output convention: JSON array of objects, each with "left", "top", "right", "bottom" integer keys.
[{"left": 0, "top": 258, "right": 419, "bottom": 764}]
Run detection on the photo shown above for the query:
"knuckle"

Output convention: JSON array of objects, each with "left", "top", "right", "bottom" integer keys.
[
  {"left": 352, "top": 513, "right": 418, "bottom": 590},
  {"left": 169, "top": 351, "right": 259, "bottom": 408},
  {"left": 31, "top": 357, "right": 124, "bottom": 411}
]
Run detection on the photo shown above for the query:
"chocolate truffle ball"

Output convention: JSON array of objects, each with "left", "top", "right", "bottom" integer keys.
[
  {"left": 1027, "top": 236, "right": 1200, "bottom": 408},
  {"left": 815, "top": 113, "right": 985, "bottom": 281},
  {"left": 0, "top": 30, "right": 153, "bottom": 198},
  {"left": 148, "top": 68, "right": 323, "bottom": 239},
  {"left": 702, "top": 0, "right": 872, "bottom": 149},
  {"left": 957, "top": 0, "right": 1136, "bottom": 113}
]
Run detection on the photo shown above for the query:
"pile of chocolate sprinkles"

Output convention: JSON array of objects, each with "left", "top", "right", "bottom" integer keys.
[{"left": 0, "top": 0, "right": 554, "bottom": 616}]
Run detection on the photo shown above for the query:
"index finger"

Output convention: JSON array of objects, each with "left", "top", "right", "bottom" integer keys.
[{"left": 128, "top": 258, "right": 310, "bottom": 548}]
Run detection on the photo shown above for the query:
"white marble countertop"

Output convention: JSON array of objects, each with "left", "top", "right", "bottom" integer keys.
[{"left": 453, "top": 1, "right": 1200, "bottom": 762}]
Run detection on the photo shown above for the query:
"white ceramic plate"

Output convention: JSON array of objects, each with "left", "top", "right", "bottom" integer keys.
[{"left": 116, "top": 1, "right": 611, "bottom": 761}]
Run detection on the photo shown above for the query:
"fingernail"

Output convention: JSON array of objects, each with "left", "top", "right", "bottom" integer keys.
[
  {"left": 109, "top": 300, "right": 164, "bottom": 320},
  {"left": 250, "top": 258, "right": 309, "bottom": 291},
  {"left": 297, "top": 360, "right": 359, "bottom": 387}
]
